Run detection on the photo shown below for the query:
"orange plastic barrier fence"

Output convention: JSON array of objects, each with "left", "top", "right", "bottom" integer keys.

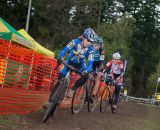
[
  {"left": 0, "top": 39, "right": 81, "bottom": 115},
  {"left": 0, "top": 39, "right": 62, "bottom": 115},
  {"left": 0, "top": 39, "right": 56, "bottom": 88},
  {"left": 0, "top": 87, "right": 49, "bottom": 115}
]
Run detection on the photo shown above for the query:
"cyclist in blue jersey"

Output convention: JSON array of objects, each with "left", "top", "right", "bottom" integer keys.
[
  {"left": 67, "top": 36, "right": 105, "bottom": 98},
  {"left": 88, "top": 36, "right": 105, "bottom": 101},
  {"left": 92, "top": 36, "right": 105, "bottom": 71},
  {"left": 48, "top": 28, "right": 97, "bottom": 101}
]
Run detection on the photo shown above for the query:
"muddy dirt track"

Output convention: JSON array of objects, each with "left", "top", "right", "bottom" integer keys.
[{"left": 1, "top": 101, "right": 160, "bottom": 130}]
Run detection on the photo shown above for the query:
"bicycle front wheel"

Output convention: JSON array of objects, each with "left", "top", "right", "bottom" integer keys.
[
  {"left": 42, "top": 101, "right": 58, "bottom": 123},
  {"left": 110, "top": 93, "right": 116, "bottom": 113},
  {"left": 100, "top": 87, "right": 109, "bottom": 113},
  {"left": 43, "top": 78, "right": 69, "bottom": 122},
  {"left": 71, "top": 86, "right": 86, "bottom": 114}
]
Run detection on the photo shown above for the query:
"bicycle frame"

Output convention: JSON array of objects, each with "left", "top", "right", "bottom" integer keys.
[{"left": 51, "top": 61, "right": 82, "bottom": 101}]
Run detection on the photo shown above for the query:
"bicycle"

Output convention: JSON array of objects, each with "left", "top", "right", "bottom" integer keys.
[
  {"left": 71, "top": 69, "right": 102, "bottom": 114},
  {"left": 42, "top": 62, "right": 81, "bottom": 123},
  {"left": 100, "top": 60, "right": 128, "bottom": 113},
  {"left": 99, "top": 74, "right": 116, "bottom": 113}
]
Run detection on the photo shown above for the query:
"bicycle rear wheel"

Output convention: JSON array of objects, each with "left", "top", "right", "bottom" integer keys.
[
  {"left": 100, "top": 87, "right": 109, "bottom": 113},
  {"left": 71, "top": 85, "right": 86, "bottom": 114}
]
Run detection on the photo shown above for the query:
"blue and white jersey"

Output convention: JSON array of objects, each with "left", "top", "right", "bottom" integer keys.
[
  {"left": 58, "top": 38, "right": 94, "bottom": 73},
  {"left": 94, "top": 47, "right": 105, "bottom": 62},
  {"left": 91, "top": 47, "right": 105, "bottom": 71}
]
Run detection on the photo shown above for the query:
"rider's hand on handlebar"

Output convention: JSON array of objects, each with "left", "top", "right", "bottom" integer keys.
[
  {"left": 55, "top": 58, "right": 64, "bottom": 70},
  {"left": 82, "top": 70, "right": 88, "bottom": 75},
  {"left": 97, "top": 64, "right": 104, "bottom": 72},
  {"left": 101, "top": 75, "right": 105, "bottom": 81}
]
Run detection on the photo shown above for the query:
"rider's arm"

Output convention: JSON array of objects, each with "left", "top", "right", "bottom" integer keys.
[
  {"left": 119, "top": 61, "right": 124, "bottom": 77},
  {"left": 103, "top": 60, "right": 112, "bottom": 72},
  {"left": 58, "top": 40, "right": 76, "bottom": 59}
]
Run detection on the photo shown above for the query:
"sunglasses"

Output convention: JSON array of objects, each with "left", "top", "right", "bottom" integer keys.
[
  {"left": 93, "top": 43, "right": 100, "bottom": 47},
  {"left": 86, "top": 38, "right": 93, "bottom": 43}
]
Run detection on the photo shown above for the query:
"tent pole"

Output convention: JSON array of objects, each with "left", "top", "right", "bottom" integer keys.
[{"left": 25, "top": 0, "right": 32, "bottom": 32}]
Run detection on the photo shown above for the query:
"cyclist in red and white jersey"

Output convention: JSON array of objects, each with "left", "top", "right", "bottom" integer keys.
[{"left": 104, "top": 52, "right": 124, "bottom": 110}]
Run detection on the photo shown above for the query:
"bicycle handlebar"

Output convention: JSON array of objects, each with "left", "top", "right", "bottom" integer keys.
[
  {"left": 62, "top": 62, "right": 82, "bottom": 75},
  {"left": 55, "top": 60, "right": 82, "bottom": 76}
]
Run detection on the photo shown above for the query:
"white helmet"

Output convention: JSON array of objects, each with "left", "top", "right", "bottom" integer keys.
[{"left": 112, "top": 52, "right": 121, "bottom": 60}]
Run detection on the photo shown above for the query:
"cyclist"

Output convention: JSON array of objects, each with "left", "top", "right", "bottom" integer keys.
[
  {"left": 88, "top": 36, "right": 105, "bottom": 101},
  {"left": 48, "top": 27, "right": 97, "bottom": 101},
  {"left": 103, "top": 52, "right": 124, "bottom": 111}
]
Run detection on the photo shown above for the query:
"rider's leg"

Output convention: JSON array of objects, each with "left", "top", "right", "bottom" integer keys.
[
  {"left": 72, "top": 74, "right": 89, "bottom": 90},
  {"left": 92, "top": 72, "right": 103, "bottom": 96},
  {"left": 88, "top": 73, "right": 94, "bottom": 92},
  {"left": 114, "top": 85, "right": 121, "bottom": 105},
  {"left": 67, "top": 74, "right": 89, "bottom": 97},
  {"left": 114, "top": 76, "right": 123, "bottom": 105}
]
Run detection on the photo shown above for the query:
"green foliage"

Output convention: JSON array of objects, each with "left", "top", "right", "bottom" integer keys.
[
  {"left": 147, "top": 63, "right": 160, "bottom": 97},
  {"left": 98, "top": 16, "right": 136, "bottom": 63},
  {"left": 0, "top": 0, "right": 28, "bottom": 29},
  {"left": 53, "top": 49, "right": 61, "bottom": 59}
]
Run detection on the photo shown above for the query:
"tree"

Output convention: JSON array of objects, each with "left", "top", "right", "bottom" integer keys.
[
  {"left": 98, "top": 15, "right": 135, "bottom": 70},
  {"left": 70, "top": 0, "right": 102, "bottom": 36},
  {"left": 0, "top": 0, "right": 28, "bottom": 29},
  {"left": 119, "top": 0, "right": 160, "bottom": 96}
]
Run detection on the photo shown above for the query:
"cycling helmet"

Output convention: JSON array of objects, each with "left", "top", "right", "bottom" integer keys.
[
  {"left": 93, "top": 36, "right": 103, "bottom": 46},
  {"left": 112, "top": 52, "right": 121, "bottom": 60},
  {"left": 83, "top": 27, "right": 96, "bottom": 42}
]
